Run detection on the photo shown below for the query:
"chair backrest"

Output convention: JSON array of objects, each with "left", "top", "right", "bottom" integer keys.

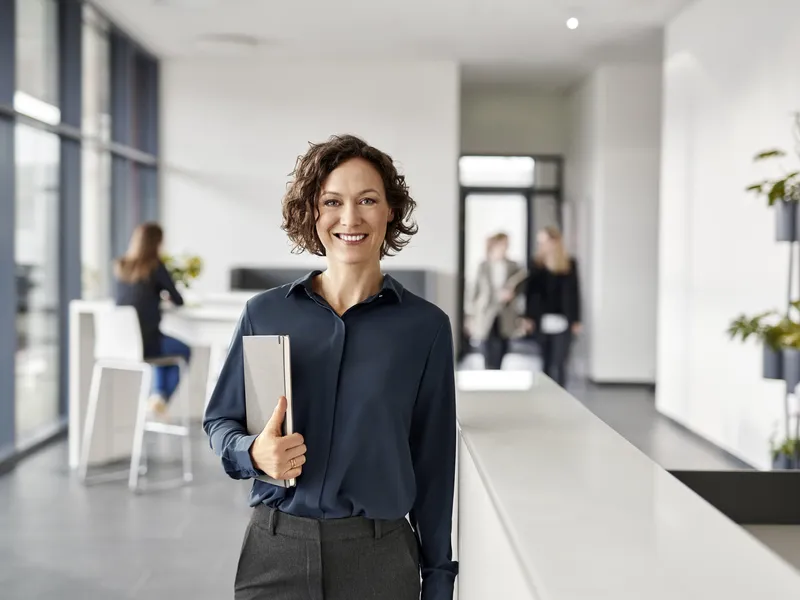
[{"left": 93, "top": 305, "right": 144, "bottom": 362}]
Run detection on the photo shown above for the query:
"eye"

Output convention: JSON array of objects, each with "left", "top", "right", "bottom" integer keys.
[
  {"left": 360, "top": 198, "right": 377, "bottom": 205},
  {"left": 322, "top": 199, "right": 340, "bottom": 207}
]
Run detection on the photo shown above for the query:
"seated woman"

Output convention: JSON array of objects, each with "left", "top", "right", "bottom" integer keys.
[{"left": 113, "top": 222, "right": 190, "bottom": 416}]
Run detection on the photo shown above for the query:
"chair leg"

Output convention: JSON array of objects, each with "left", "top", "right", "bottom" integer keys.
[
  {"left": 128, "top": 366, "right": 152, "bottom": 492},
  {"left": 179, "top": 360, "right": 193, "bottom": 483},
  {"left": 78, "top": 363, "right": 105, "bottom": 483}
]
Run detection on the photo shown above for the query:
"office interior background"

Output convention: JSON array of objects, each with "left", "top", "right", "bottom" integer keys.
[{"left": 4, "top": 0, "right": 800, "bottom": 598}]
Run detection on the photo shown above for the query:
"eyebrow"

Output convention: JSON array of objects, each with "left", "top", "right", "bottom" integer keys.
[{"left": 320, "top": 188, "right": 382, "bottom": 197}]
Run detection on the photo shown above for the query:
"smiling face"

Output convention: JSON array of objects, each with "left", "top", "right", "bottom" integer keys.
[{"left": 315, "top": 157, "right": 394, "bottom": 267}]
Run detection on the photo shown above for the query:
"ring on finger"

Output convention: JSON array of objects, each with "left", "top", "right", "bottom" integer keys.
[{"left": 290, "top": 457, "right": 296, "bottom": 469}]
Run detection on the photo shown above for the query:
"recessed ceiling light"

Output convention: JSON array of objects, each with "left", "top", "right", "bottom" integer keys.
[
  {"left": 566, "top": 17, "right": 579, "bottom": 30},
  {"left": 193, "top": 33, "right": 267, "bottom": 56}
]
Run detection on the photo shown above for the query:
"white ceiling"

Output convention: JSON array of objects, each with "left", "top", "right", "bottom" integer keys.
[{"left": 91, "top": 0, "right": 695, "bottom": 88}]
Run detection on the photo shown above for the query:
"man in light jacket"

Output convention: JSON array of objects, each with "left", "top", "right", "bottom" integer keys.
[{"left": 467, "top": 233, "right": 527, "bottom": 369}]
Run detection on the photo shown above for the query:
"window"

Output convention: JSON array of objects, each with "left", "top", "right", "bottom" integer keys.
[
  {"left": 81, "top": 4, "right": 112, "bottom": 298},
  {"left": 82, "top": 4, "right": 111, "bottom": 141},
  {"left": 0, "top": 0, "right": 162, "bottom": 458},
  {"left": 14, "top": 0, "right": 59, "bottom": 123},
  {"left": 15, "top": 124, "right": 61, "bottom": 444},
  {"left": 459, "top": 156, "right": 535, "bottom": 188}
]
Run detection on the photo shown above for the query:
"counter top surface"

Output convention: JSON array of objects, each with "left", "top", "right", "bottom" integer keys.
[{"left": 456, "top": 371, "right": 800, "bottom": 600}]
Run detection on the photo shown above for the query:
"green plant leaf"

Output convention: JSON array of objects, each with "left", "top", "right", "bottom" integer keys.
[
  {"left": 754, "top": 149, "right": 786, "bottom": 160},
  {"left": 768, "top": 180, "right": 787, "bottom": 205}
]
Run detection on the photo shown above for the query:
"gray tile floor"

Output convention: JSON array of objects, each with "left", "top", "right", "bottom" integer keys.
[
  {"left": 0, "top": 352, "right": 757, "bottom": 599},
  {"left": 745, "top": 526, "right": 800, "bottom": 571},
  {"left": 0, "top": 436, "right": 253, "bottom": 600}
]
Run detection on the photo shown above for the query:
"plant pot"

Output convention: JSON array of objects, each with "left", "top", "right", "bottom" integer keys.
[
  {"left": 776, "top": 199, "right": 798, "bottom": 241},
  {"left": 783, "top": 348, "right": 800, "bottom": 391},
  {"left": 763, "top": 345, "right": 783, "bottom": 380},
  {"left": 772, "top": 451, "right": 800, "bottom": 470}
]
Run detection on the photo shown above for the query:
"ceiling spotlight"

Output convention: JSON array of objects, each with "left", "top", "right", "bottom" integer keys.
[{"left": 566, "top": 17, "right": 579, "bottom": 30}]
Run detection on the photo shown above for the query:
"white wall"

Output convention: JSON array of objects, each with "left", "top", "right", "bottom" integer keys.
[
  {"left": 460, "top": 85, "right": 568, "bottom": 155},
  {"left": 565, "top": 73, "right": 601, "bottom": 378},
  {"left": 161, "top": 59, "right": 460, "bottom": 322},
  {"left": 657, "top": 0, "right": 800, "bottom": 469},
  {"left": 566, "top": 64, "right": 662, "bottom": 383}
]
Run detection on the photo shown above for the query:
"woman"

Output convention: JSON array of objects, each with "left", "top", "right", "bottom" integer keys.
[
  {"left": 524, "top": 226, "right": 581, "bottom": 387},
  {"left": 203, "top": 135, "right": 458, "bottom": 600},
  {"left": 467, "top": 233, "right": 526, "bottom": 369},
  {"left": 114, "top": 222, "right": 190, "bottom": 415}
]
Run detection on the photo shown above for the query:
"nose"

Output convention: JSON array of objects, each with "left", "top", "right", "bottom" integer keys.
[{"left": 339, "top": 200, "right": 363, "bottom": 227}]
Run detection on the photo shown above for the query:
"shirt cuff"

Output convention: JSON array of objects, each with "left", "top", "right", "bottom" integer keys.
[
  {"left": 421, "top": 562, "right": 459, "bottom": 600},
  {"left": 233, "top": 433, "right": 262, "bottom": 478}
]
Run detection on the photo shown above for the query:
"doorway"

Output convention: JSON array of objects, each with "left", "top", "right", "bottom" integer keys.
[{"left": 457, "top": 154, "right": 564, "bottom": 363}]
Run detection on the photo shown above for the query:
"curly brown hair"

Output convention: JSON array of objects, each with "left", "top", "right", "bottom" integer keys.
[{"left": 281, "top": 134, "right": 418, "bottom": 258}]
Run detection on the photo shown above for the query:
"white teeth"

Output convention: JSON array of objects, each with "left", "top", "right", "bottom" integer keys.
[{"left": 339, "top": 234, "right": 366, "bottom": 242}]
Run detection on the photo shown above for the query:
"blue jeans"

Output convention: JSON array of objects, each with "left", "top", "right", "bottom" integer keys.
[{"left": 153, "top": 334, "right": 191, "bottom": 401}]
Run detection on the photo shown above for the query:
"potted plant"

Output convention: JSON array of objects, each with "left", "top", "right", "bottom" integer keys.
[
  {"left": 161, "top": 253, "right": 204, "bottom": 289},
  {"left": 729, "top": 304, "right": 800, "bottom": 469},
  {"left": 745, "top": 113, "right": 800, "bottom": 241},
  {"left": 771, "top": 436, "right": 800, "bottom": 470},
  {"left": 727, "top": 309, "right": 787, "bottom": 380}
]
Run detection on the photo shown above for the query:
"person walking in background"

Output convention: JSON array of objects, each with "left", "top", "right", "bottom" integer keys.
[
  {"left": 523, "top": 226, "right": 581, "bottom": 387},
  {"left": 114, "top": 222, "right": 190, "bottom": 417},
  {"left": 467, "top": 232, "right": 526, "bottom": 370},
  {"left": 203, "top": 134, "right": 458, "bottom": 600}
]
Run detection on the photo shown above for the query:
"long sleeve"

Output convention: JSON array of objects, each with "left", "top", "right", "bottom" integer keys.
[
  {"left": 466, "top": 262, "right": 485, "bottom": 317},
  {"left": 409, "top": 318, "right": 459, "bottom": 600},
  {"left": 505, "top": 263, "right": 528, "bottom": 295},
  {"left": 569, "top": 259, "right": 581, "bottom": 324},
  {"left": 155, "top": 261, "right": 184, "bottom": 306},
  {"left": 202, "top": 301, "right": 262, "bottom": 480}
]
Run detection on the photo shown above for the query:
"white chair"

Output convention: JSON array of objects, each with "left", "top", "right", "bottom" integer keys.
[{"left": 78, "top": 305, "right": 193, "bottom": 492}]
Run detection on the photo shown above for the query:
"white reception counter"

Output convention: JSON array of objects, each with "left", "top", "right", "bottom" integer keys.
[{"left": 455, "top": 372, "right": 800, "bottom": 600}]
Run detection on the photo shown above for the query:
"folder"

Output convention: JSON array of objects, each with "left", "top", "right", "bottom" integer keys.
[{"left": 242, "top": 335, "right": 296, "bottom": 488}]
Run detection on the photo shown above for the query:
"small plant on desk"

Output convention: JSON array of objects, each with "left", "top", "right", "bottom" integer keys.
[{"left": 162, "top": 253, "right": 204, "bottom": 289}]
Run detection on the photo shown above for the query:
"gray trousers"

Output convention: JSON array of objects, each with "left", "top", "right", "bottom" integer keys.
[{"left": 235, "top": 505, "right": 421, "bottom": 600}]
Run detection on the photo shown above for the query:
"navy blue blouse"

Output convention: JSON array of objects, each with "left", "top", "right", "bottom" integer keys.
[{"left": 203, "top": 271, "right": 458, "bottom": 599}]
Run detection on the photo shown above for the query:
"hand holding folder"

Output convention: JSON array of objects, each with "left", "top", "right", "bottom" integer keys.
[
  {"left": 243, "top": 335, "right": 303, "bottom": 488},
  {"left": 248, "top": 396, "right": 306, "bottom": 486}
]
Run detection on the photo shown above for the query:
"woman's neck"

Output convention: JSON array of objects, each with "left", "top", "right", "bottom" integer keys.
[{"left": 315, "top": 262, "right": 384, "bottom": 314}]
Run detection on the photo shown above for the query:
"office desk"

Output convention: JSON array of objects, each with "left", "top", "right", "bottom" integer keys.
[
  {"left": 68, "top": 297, "right": 245, "bottom": 469},
  {"left": 455, "top": 372, "right": 800, "bottom": 599}
]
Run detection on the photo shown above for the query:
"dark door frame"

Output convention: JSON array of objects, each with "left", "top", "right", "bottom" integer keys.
[{"left": 456, "top": 154, "right": 565, "bottom": 359}]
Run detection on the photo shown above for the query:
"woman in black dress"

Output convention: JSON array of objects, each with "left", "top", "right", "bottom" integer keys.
[{"left": 523, "top": 226, "right": 581, "bottom": 387}]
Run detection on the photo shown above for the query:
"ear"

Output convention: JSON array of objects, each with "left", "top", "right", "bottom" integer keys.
[{"left": 387, "top": 209, "right": 394, "bottom": 223}]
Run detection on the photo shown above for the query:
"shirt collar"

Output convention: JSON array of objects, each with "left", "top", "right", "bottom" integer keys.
[{"left": 285, "top": 270, "right": 404, "bottom": 303}]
